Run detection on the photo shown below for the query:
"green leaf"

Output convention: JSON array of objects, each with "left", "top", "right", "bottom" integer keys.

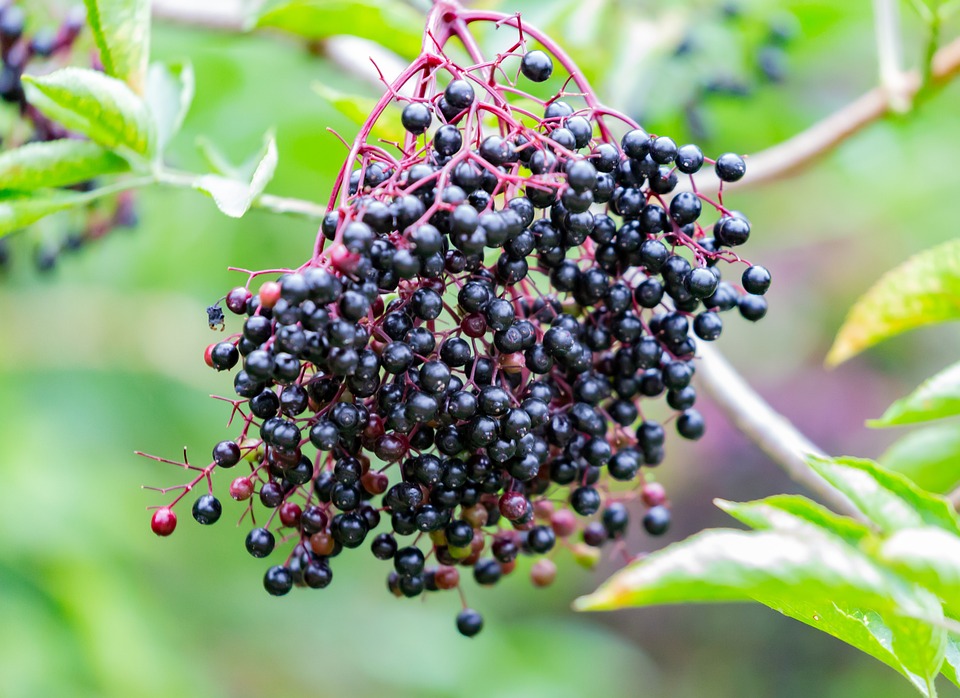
[
  {"left": 872, "top": 361, "right": 960, "bottom": 427},
  {"left": 83, "top": 0, "right": 151, "bottom": 93},
  {"left": 193, "top": 133, "right": 278, "bottom": 218},
  {"left": 574, "top": 528, "right": 929, "bottom": 614},
  {"left": 943, "top": 635, "right": 960, "bottom": 688},
  {"left": 881, "top": 424, "right": 960, "bottom": 494},
  {"left": 879, "top": 527, "right": 960, "bottom": 617},
  {"left": 768, "top": 602, "right": 946, "bottom": 695},
  {"left": 253, "top": 0, "right": 424, "bottom": 58},
  {"left": 808, "top": 456, "right": 960, "bottom": 536},
  {"left": 575, "top": 527, "right": 948, "bottom": 694},
  {"left": 311, "top": 83, "right": 405, "bottom": 145},
  {"left": 22, "top": 68, "right": 154, "bottom": 157},
  {"left": 716, "top": 495, "right": 874, "bottom": 544},
  {"left": 146, "top": 61, "right": 194, "bottom": 155},
  {"left": 0, "top": 140, "right": 128, "bottom": 191},
  {"left": 0, "top": 191, "right": 95, "bottom": 238},
  {"left": 828, "top": 239, "right": 960, "bottom": 366}
]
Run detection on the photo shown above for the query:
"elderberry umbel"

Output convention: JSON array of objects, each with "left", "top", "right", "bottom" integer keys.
[{"left": 142, "top": 1, "right": 770, "bottom": 637}]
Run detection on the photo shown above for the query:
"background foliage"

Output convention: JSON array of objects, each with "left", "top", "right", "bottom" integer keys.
[{"left": 4, "top": 0, "right": 960, "bottom": 696}]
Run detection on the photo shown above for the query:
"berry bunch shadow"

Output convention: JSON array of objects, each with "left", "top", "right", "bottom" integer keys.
[{"left": 140, "top": 1, "right": 771, "bottom": 638}]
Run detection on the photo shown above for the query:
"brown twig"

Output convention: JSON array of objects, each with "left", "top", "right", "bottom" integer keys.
[
  {"left": 684, "top": 35, "right": 960, "bottom": 195},
  {"left": 694, "top": 344, "right": 866, "bottom": 520}
]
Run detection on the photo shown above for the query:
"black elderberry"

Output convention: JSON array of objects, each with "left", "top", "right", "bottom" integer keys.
[
  {"left": 259, "top": 482, "right": 284, "bottom": 508},
  {"left": 716, "top": 213, "right": 751, "bottom": 246},
  {"left": 570, "top": 486, "right": 601, "bottom": 516},
  {"left": 473, "top": 559, "right": 502, "bottom": 585},
  {"left": 739, "top": 294, "right": 768, "bottom": 321},
  {"left": 715, "top": 153, "right": 747, "bottom": 182},
  {"left": 264, "top": 565, "right": 294, "bottom": 596},
  {"left": 694, "top": 311, "right": 723, "bottom": 341},
  {"left": 192, "top": 494, "right": 222, "bottom": 525},
  {"left": 685, "top": 268, "right": 720, "bottom": 299},
  {"left": 444, "top": 79, "right": 475, "bottom": 110},
  {"left": 621, "top": 128, "right": 650, "bottom": 159},
  {"left": 643, "top": 506, "right": 671, "bottom": 535},
  {"left": 246, "top": 528, "right": 276, "bottom": 558},
  {"left": 676, "top": 144, "right": 704, "bottom": 173},
  {"left": 457, "top": 609, "right": 484, "bottom": 637},
  {"left": 520, "top": 49, "right": 553, "bottom": 82},
  {"left": 669, "top": 192, "right": 702, "bottom": 225},
  {"left": 433, "top": 124, "right": 462, "bottom": 156},
  {"left": 394, "top": 546, "right": 426, "bottom": 576},
  {"left": 303, "top": 563, "right": 333, "bottom": 589},
  {"left": 525, "top": 525, "right": 556, "bottom": 553},
  {"left": 213, "top": 440, "right": 242, "bottom": 468},
  {"left": 602, "top": 503, "right": 630, "bottom": 537},
  {"left": 401, "top": 101, "right": 433, "bottom": 134},
  {"left": 742, "top": 265, "right": 771, "bottom": 295},
  {"left": 371, "top": 533, "right": 398, "bottom": 560}
]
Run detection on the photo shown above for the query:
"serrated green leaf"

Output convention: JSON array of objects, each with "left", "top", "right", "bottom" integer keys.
[
  {"left": 881, "top": 424, "right": 960, "bottom": 494},
  {"left": 879, "top": 527, "right": 960, "bottom": 618},
  {"left": 0, "top": 140, "right": 128, "bottom": 191},
  {"left": 193, "top": 134, "right": 278, "bottom": 218},
  {"left": 83, "top": 0, "right": 151, "bottom": 93},
  {"left": 575, "top": 526, "right": 947, "bottom": 694},
  {"left": 22, "top": 68, "right": 154, "bottom": 157},
  {"left": 808, "top": 456, "right": 960, "bottom": 536},
  {"left": 574, "top": 528, "right": 929, "bottom": 614},
  {"left": 872, "top": 361, "right": 960, "bottom": 428},
  {"left": 828, "top": 239, "right": 960, "bottom": 366},
  {"left": 253, "top": 0, "right": 424, "bottom": 58},
  {"left": 311, "top": 83, "right": 405, "bottom": 145},
  {"left": 717, "top": 495, "right": 874, "bottom": 544},
  {"left": 146, "top": 61, "right": 194, "bottom": 155},
  {"left": 768, "top": 601, "right": 945, "bottom": 695}
]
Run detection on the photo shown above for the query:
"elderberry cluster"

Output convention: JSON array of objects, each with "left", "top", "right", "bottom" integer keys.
[{"left": 146, "top": 15, "right": 770, "bottom": 637}]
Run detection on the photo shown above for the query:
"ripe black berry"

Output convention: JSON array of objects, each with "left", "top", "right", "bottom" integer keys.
[
  {"left": 521, "top": 49, "right": 553, "bottom": 82},
  {"left": 246, "top": 528, "right": 276, "bottom": 558},
  {"left": 456, "top": 609, "right": 484, "bottom": 637},
  {"left": 643, "top": 506, "right": 671, "bottom": 535},
  {"left": 742, "top": 265, "right": 771, "bottom": 295},
  {"left": 401, "top": 102, "right": 433, "bottom": 134},
  {"left": 192, "top": 494, "right": 222, "bottom": 525},
  {"left": 715, "top": 153, "right": 747, "bottom": 182},
  {"left": 264, "top": 565, "right": 294, "bottom": 596}
]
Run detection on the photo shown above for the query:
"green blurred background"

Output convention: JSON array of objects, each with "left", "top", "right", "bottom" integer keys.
[{"left": 3, "top": 0, "right": 960, "bottom": 695}]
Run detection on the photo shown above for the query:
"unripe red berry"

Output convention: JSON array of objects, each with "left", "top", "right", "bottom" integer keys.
[
  {"left": 361, "top": 470, "right": 389, "bottom": 495},
  {"left": 230, "top": 477, "right": 254, "bottom": 501},
  {"left": 434, "top": 565, "right": 460, "bottom": 590},
  {"left": 641, "top": 482, "right": 667, "bottom": 507},
  {"left": 226, "top": 287, "right": 251, "bottom": 314},
  {"left": 499, "top": 491, "right": 527, "bottom": 521},
  {"left": 203, "top": 343, "right": 216, "bottom": 369},
  {"left": 151, "top": 507, "right": 177, "bottom": 536},
  {"left": 531, "top": 558, "right": 557, "bottom": 587},
  {"left": 258, "top": 281, "right": 282, "bottom": 309},
  {"left": 279, "top": 501, "right": 303, "bottom": 528},
  {"left": 310, "top": 532, "right": 336, "bottom": 556},
  {"left": 550, "top": 508, "right": 577, "bottom": 537}
]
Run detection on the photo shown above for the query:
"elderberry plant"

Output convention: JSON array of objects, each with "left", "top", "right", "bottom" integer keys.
[{"left": 142, "top": 1, "right": 770, "bottom": 637}]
